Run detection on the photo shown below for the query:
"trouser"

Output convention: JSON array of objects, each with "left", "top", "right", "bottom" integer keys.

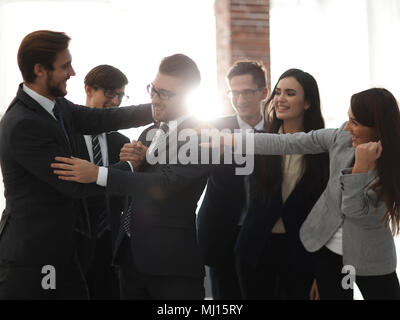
[
  {"left": 313, "top": 245, "right": 400, "bottom": 300},
  {"left": 236, "top": 233, "right": 314, "bottom": 300},
  {"left": 85, "top": 230, "right": 120, "bottom": 300},
  {"left": 209, "top": 226, "right": 242, "bottom": 300},
  {"left": 0, "top": 257, "right": 88, "bottom": 300},
  {"left": 117, "top": 236, "right": 205, "bottom": 300}
]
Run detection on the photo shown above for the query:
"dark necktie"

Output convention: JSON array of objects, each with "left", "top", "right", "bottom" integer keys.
[
  {"left": 151, "top": 122, "right": 170, "bottom": 157},
  {"left": 53, "top": 103, "right": 70, "bottom": 144},
  {"left": 121, "top": 203, "right": 132, "bottom": 237},
  {"left": 254, "top": 128, "right": 266, "bottom": 133},
  {"left": 91, "top": 135, "right": 103, "bottom": 166},
  {"left": 160, "top": 122, "right": 169, "bottom": 134}
]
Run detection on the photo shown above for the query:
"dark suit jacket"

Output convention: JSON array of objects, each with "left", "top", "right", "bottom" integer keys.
[
  {"left": 107, "top": 117, "right": 214, "bottom": 278},
  {"left": 235, "top": 168, "right": 328, "bottom": 272},
  {"left": 196, "top": 115, "right": 245, "bottom": 267},
  {"left": 0, "top": 84, "right": 152, "bottom": 270}
]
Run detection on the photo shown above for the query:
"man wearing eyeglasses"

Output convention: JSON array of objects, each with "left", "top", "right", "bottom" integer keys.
[
  {"left": 197, "top": 60, "right": 269, "bottom": 300},
  {"left": 74, "top": 65, "right": 135, "bottom": 300},
  {"left": 52, "top": 54, "right": 215, "bottom": 299}
]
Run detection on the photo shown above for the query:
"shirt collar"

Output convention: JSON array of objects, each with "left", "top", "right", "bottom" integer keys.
[
  {"left": 23, "top": 84, "right": 56, "bottom": 118},
  {"left": 236, "top": 114, "right": 264, "bottom": 131}
]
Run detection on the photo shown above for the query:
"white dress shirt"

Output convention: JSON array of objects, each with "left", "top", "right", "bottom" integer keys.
[
  {"left": 83, "top": 133, "right": 109, "bottom": 166},
  {"left": 270, "top": 127, "right": 305, "bottom": 234}
]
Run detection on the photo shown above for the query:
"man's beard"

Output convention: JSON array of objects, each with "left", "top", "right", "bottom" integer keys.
[{"left": 46, "top": 72, "right": 67, "bottom": 98}]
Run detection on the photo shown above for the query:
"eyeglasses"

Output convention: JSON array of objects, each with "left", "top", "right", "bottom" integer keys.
[
  {"left": 227, "top": 88, "right": 264, "bottom": 100},
  {"left": 147, "top": 83, "right": 179, "bottom": 101},
  {"left": 97, "top": 87, "right": 129, "bottom": 103}
]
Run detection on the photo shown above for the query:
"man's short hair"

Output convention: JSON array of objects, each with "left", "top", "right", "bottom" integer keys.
[
  {"left": 227, "top": 60, "right": 267, "bottom": 88},
  {"left": 159, "top": 54, "right": 201, "bottom": 88},
  {"left": 84, "top": 65, "right": 128, "bottom": 90},
  {"left": 18, "top": 30, "right": 71, "bottom": 83}
]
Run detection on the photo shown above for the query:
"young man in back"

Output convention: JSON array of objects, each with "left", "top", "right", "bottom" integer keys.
[
  {"left": 197, "top": 60, "right": 268, "bottom": 299},
  {"left": 75, "top": 65, "right": 133, "bottom": 299}
]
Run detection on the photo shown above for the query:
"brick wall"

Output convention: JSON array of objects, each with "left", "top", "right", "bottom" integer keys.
[{"left": 215, "top": 0, "right": 270, "bottom": 114}]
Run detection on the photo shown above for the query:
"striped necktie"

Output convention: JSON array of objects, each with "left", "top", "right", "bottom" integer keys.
[
  {"left": 92, "top": 135, "right": 103, "bottom": 166},
  {"left": 160, "top": 122, "right": 169, "bottom": 135},
  {"left": 148, "top": 122, "right": 170, "bottom": 158}
]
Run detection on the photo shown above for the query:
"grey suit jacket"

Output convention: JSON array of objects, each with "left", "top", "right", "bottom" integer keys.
[{"left": 240, "top": 122, "right": 396, "bottom": 276}]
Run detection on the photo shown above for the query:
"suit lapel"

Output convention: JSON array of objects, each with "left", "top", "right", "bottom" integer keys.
[
  {"left": 75, "top": 134, "right": 90, "bottom": 161},
  {"left": 141, "top": 118, "right": 197, "bottom": 165},
  {"left": 230, "top": 115, "right": 240, "bottom": 130},
  {"left": 14, "top": 85, "right": 53, "bottom": 120},
  {"left": 54, "top": 99, "right": 75, "bottom": 154},
  {"left": 167, "top": 116, "right": 196, "bottom": 148},
  {"left": 139, "top": 124, "right": 157, "bottom": 147},
  {"left": 106, "top": 133, "right": 120, "bottom": 164},
  {"left": 164, "top": 116, "right": 201, "bottom": 156},
  {"left": 105, "top": 134, "right": 113, "bottom": 163},
  {"left": 343, "top": 146, "right": 355, "bottom": 168},
  {"left": 15, "top": 85, "right": 72, "bottom": 154}
]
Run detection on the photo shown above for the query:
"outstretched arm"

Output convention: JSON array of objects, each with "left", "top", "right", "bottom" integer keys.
[
  {"left": 51, "top": 140, "right": 149, "bottom": 182},
  {"left": 202, "top": 124, "right": 342, "bottom": 156},
  {"left": 238, "top": 127, "right": 338, "bottom": 155},
  {"left": 62, "top": 99, "right": 153, "bottom": 135},
  {"left": 51, "top": 154, "right": 213, "bottom": 198}
]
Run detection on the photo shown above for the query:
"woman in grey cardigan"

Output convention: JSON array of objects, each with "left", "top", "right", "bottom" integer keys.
[{"left": 232, "top": 87, "right": 400, "bottom": 299}]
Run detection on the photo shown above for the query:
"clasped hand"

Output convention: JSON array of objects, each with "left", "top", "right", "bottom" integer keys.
[{"left": 119, "top": 140, "right": 148, "bottom": 171}]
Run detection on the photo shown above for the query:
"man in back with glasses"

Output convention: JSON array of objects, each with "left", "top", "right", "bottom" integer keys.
[
  {"left": 197, "top": 60, "right": 268, "bottom": 299},
  {"left": 75, "top": 65, "right": 142, "bottom": 299}
]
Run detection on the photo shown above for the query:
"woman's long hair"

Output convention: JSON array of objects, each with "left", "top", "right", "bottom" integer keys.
[
  {"left": 351, "top": 88, "right": 400, "bottom": 235},
  {"left": 255, "top": 69, "right": 329, "bottom": 204}
]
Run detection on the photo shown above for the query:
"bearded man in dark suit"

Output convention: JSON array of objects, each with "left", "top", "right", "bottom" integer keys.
[{"left": 0, "top": 30, "right": 152, "bottom": 299}]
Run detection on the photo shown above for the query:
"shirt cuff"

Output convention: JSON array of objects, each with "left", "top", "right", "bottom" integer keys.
[
  {"left": 96, "top": 167, "right": 108, "bottom": 187},
  {"left": 126, "top": 161, "right": 134, "bottom": 172}
]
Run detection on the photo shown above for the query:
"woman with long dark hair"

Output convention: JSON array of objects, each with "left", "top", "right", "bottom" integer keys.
[
  {"left": 235, "top": 69, "right": 329, "bottom": 299},
  {"left": 232, "top": 87, "right": 400, "bottom": 299}
]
